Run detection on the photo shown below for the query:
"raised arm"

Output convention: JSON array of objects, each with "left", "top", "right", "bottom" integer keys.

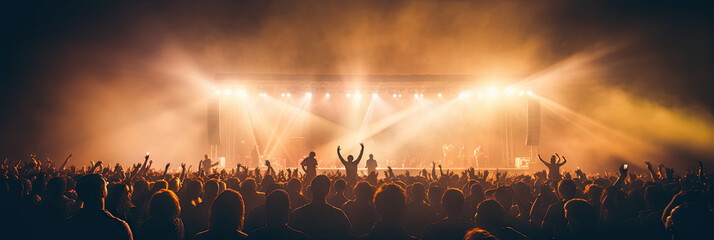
[
  {"left": 354, "top": 143, "right": 365, "bottom": 164},
  {"left": 337, "top": 145, "right": 346, "bottom": 165},
  {"left": 180, "top": 163, "right": 186, "bottom": 180},
  {"left": 557, "top": 155, "right": 567, "bottom": 166},
  {"left": 163, "top": 163, "right": 170, "bottom": 178},
  {"left": 59, "top": 153, "right": 72, "bottom": 170},
  {"left": 538, "top": 154, "right": 549, "bottom": 166},
  {"left": 300, "top": 159, "right": 308, "bottom": 172}
]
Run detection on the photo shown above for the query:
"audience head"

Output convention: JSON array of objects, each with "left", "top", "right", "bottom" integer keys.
[
  {"left": 106, "top": 183, "right": 133, "bottom": 209},
  {"left": 644, "top": 184, "right": 667, "bottom": 210},
  {"left": 354, "top": 181, "right": 375, "bottom": 202},
  {"left": 369, "top": 154, "right": 373, "bottom": 159},
  {"left": 209, "top": 189, "right": 245, "bottom": 231},
  {"left": 410, "top": 182, "right": 426, "bottom": 201},
  {"left": 333, "top": 179, "right": 346, "bottom": 193},
  {"left": 149, "top": 189, "right": 180, "bottom": 221},
  {"left": 442, "top": 188, "right": 465, "bottom": 218},
  {"left": 287, "top": 178, "right": 302, "bottom": 193},
  {"left": 463, "top": 228, "right": 500, "bottom": 240},
  {"left": 204, "top": 179, "right": 220, "bottom": 201},
  {"left": 46, "top": 177, "right": 66, "bottom": 197},
  {"left": 475, "top": 200, "right": 505, "bottom": 229},
  {"left": 558, "top": 179, "right": 577, "bottom": 200},
  {"left": 309, "top": 151, "right": 316, "bottom": 157},
  {"left": 470, "top": 183, "right": 483, "bottom": 198},
  {"left": 494, "top": 187, "right": 514, "bottom": 209},
  {"left": 564, "top": 199, "right": 597, "bottom": 232},
  {"left": 428, "top": 185, "right": 444, "bottom": 207},
  {"left": 241, "top": 178, "right": 257, "bottom": 194},
  {"left": 310, "top": 175, "right": 331, "bottom": 199},
  {"left": 76, "top": 174, "right": 106, "bottom": 202},
  {"left": 374, "top": 183, "right": 406, "bottom": 222},
  {"left": 186, "top": 179, "right": 203, "bottom": 201},
  {"left": 666, "top": 203, "right": 708, "bottom": 239},
  {"left": 265, "top": 190, "right": 290, "bottom": 225}
]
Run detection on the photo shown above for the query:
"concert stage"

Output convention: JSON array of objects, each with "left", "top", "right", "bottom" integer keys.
[
  {"left": 210, "top": 74, "right": 540, "bottom": 170},
  {"left": 316, "top": 167, "right": 532, "bottom": 175}
]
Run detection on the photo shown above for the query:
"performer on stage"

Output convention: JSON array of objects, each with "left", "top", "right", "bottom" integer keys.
[
  {"left": 337, "top": 143, "right": 364, "bottom": 184},
  {"left": 458, "top": 145, "right": 466, "bottom": 168},
  {"left": 201, "top": 154, "right": 219, "bottom": 174},
  {"left": 473, "top": 145, "right": 482, "bottom": 168},
  {"left": 300, "top": 151, "right": 318, "bottom": 185},
  {"left": 366, "top": 153, "right": 377, "bottom": 175},
  {"left": 250, "top": 145, "right": 260, "bottom": 168}
]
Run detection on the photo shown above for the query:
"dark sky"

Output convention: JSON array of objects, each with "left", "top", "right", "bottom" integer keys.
[{"left": 1, "top": 0, "right": 713, "bottom": 165}]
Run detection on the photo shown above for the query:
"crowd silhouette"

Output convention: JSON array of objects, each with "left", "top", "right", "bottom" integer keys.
[{"left": 0, "top": 149, "right": 712, "bottom": 240}]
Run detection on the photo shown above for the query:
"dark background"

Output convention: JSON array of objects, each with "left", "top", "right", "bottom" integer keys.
[{"left": 1, "top": 0, "right": 713, "bottom": 170}]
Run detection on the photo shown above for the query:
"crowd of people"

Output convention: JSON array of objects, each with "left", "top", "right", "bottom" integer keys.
[{"left": 0, "top": 149, "right": 712, "bottom": 240}]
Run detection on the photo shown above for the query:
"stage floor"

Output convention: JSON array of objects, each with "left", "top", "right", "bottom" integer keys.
[{"left": 315, "top": 167, "right": 531, "bottom": 175}]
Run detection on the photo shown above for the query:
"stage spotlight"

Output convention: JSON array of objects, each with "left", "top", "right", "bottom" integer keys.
[
  {"left": 398, "top": 94, "right": 402, "bottom": 98},
  {"left": 346, "top": 93, "right": 352, "bottom": 98},
  {"left": 372, "top": 93, "right": 378, "bottom": 98},
  {"left": 478, "top": 93, "right": 483, "bottom": 99},
  {"left": 281, "top": 93, "right": 285, "bottom": 97},
  {"left": 527, "top": 90, "right": 534, "bottom": 96},
  {"left": 286, "top": 93, "right": 291, "bottom": 97},
  {"left": 420, "top": 93, "right": 424, "bottom": 98},
  {"left": 355, "top": 92, "right": 362, "bottom": 99},
  {"left": 504, "top": 87, "right": 516, "bottom": 96},
  {"left": 393, "top": 93, "right": 397, "bottom": 98},
  {"left": 414, "top": 93, "right": 419, "bottom": 98},
  {"left": 438, "top": 93, "right": 443, "bottom": 98},
  {"left": 306, "top": 92, "right": 313, "bottom": 98},
  {"left": 215, "top": 90, "right": 221, "bottom": 95},
  {"left": 239, "top": 90, "right": 247, "bottom": 97},
  {"left": 325, "top": 93, "right": 331, "bottom": 98},
  {"left": 519, "top": 91, "right": 525, "bottom": 96},
  {"left": 487, "top": 88, "right": 498, "bottom": 97},
  {"left": 224, "top": 89, "right": 233, "bottom": 95},
  {"left": 459, "top": 92, "right": 469, "bottom": 100}
]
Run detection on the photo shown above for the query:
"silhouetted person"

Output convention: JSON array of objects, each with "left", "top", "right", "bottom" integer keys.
[
  {"left": 289, "top": 175, "right": 353, "bottom": 240},
  {"left": 181, "top": 180, "right": 204, "bottom": 240},
  {"left": 359, "top": 183, "right": 416, "bottom": 240},
  {"left": 365, "top": 154, "right": 377, "bottom": 175},
  {"left": 248, "top": 190, "right": 307, "bottom": 240},
  {"left": 403, "top": 182, "right": 438, "bottom": 238},
  {"left": 337, "top": 143, "right": 364, "bottom": 183},
  {"left": 193, "top": 180, "right": 220, "bottom": 237},
  {"left": 474, "top": 200, "right": 527, "bottom": 240},
  {"left": 463, "top": 183, "right": 484, "bottom": 221},
  {"left": 542, "top": 179, "right": 576, "bottom": 239},
  {"left": 287, "top": 178, "right": 308, "bottom": 209},
  {"left": 137, "top": 189, "right": 184, "bottom": 240},
  {"left": 301, "top": 152, "right": 318, "bottom": 186},
  {"left": 463, "top": 228, "right": 500, "bottom": 240},
  {"left": 106, "top": 183, "right": 138, "bottom": 229},
  {"left": 638, "top": 185, "right": 668, "bottom": 240},
  {"left": 422, "top": 188, "right": 473, "bottom": 240},
  {"left": 341, "top": 182, "right": 378, "bottom": 236},
  {"left": 563, "top": 199, "right": 600, "bottom": 240},
  {"left": 64, "top": 174, "right": 133, "bottom": 240},
  {"left": 329, "top": 179, "right": 348, "bottom": 208},
  {"left": 538, "top": 154, "right": 566, "bottom": 182},
  {"left": 239, "top": 178, "right": 265, "bottom": 214},
  {"left": 244, "top": 183, "right": 284, "bottom": 233},
  {"left": 194, "top": 189, "right": 248, "bottom": 240},
  {"left": 202, "top": 154, "right": 219, "bottom": 174},
  {"left": 665, "top": 203, "right": 713, "bottom": 240},
  {"left": 40, "top": 177, "right": 75, "bottom": 235}
]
